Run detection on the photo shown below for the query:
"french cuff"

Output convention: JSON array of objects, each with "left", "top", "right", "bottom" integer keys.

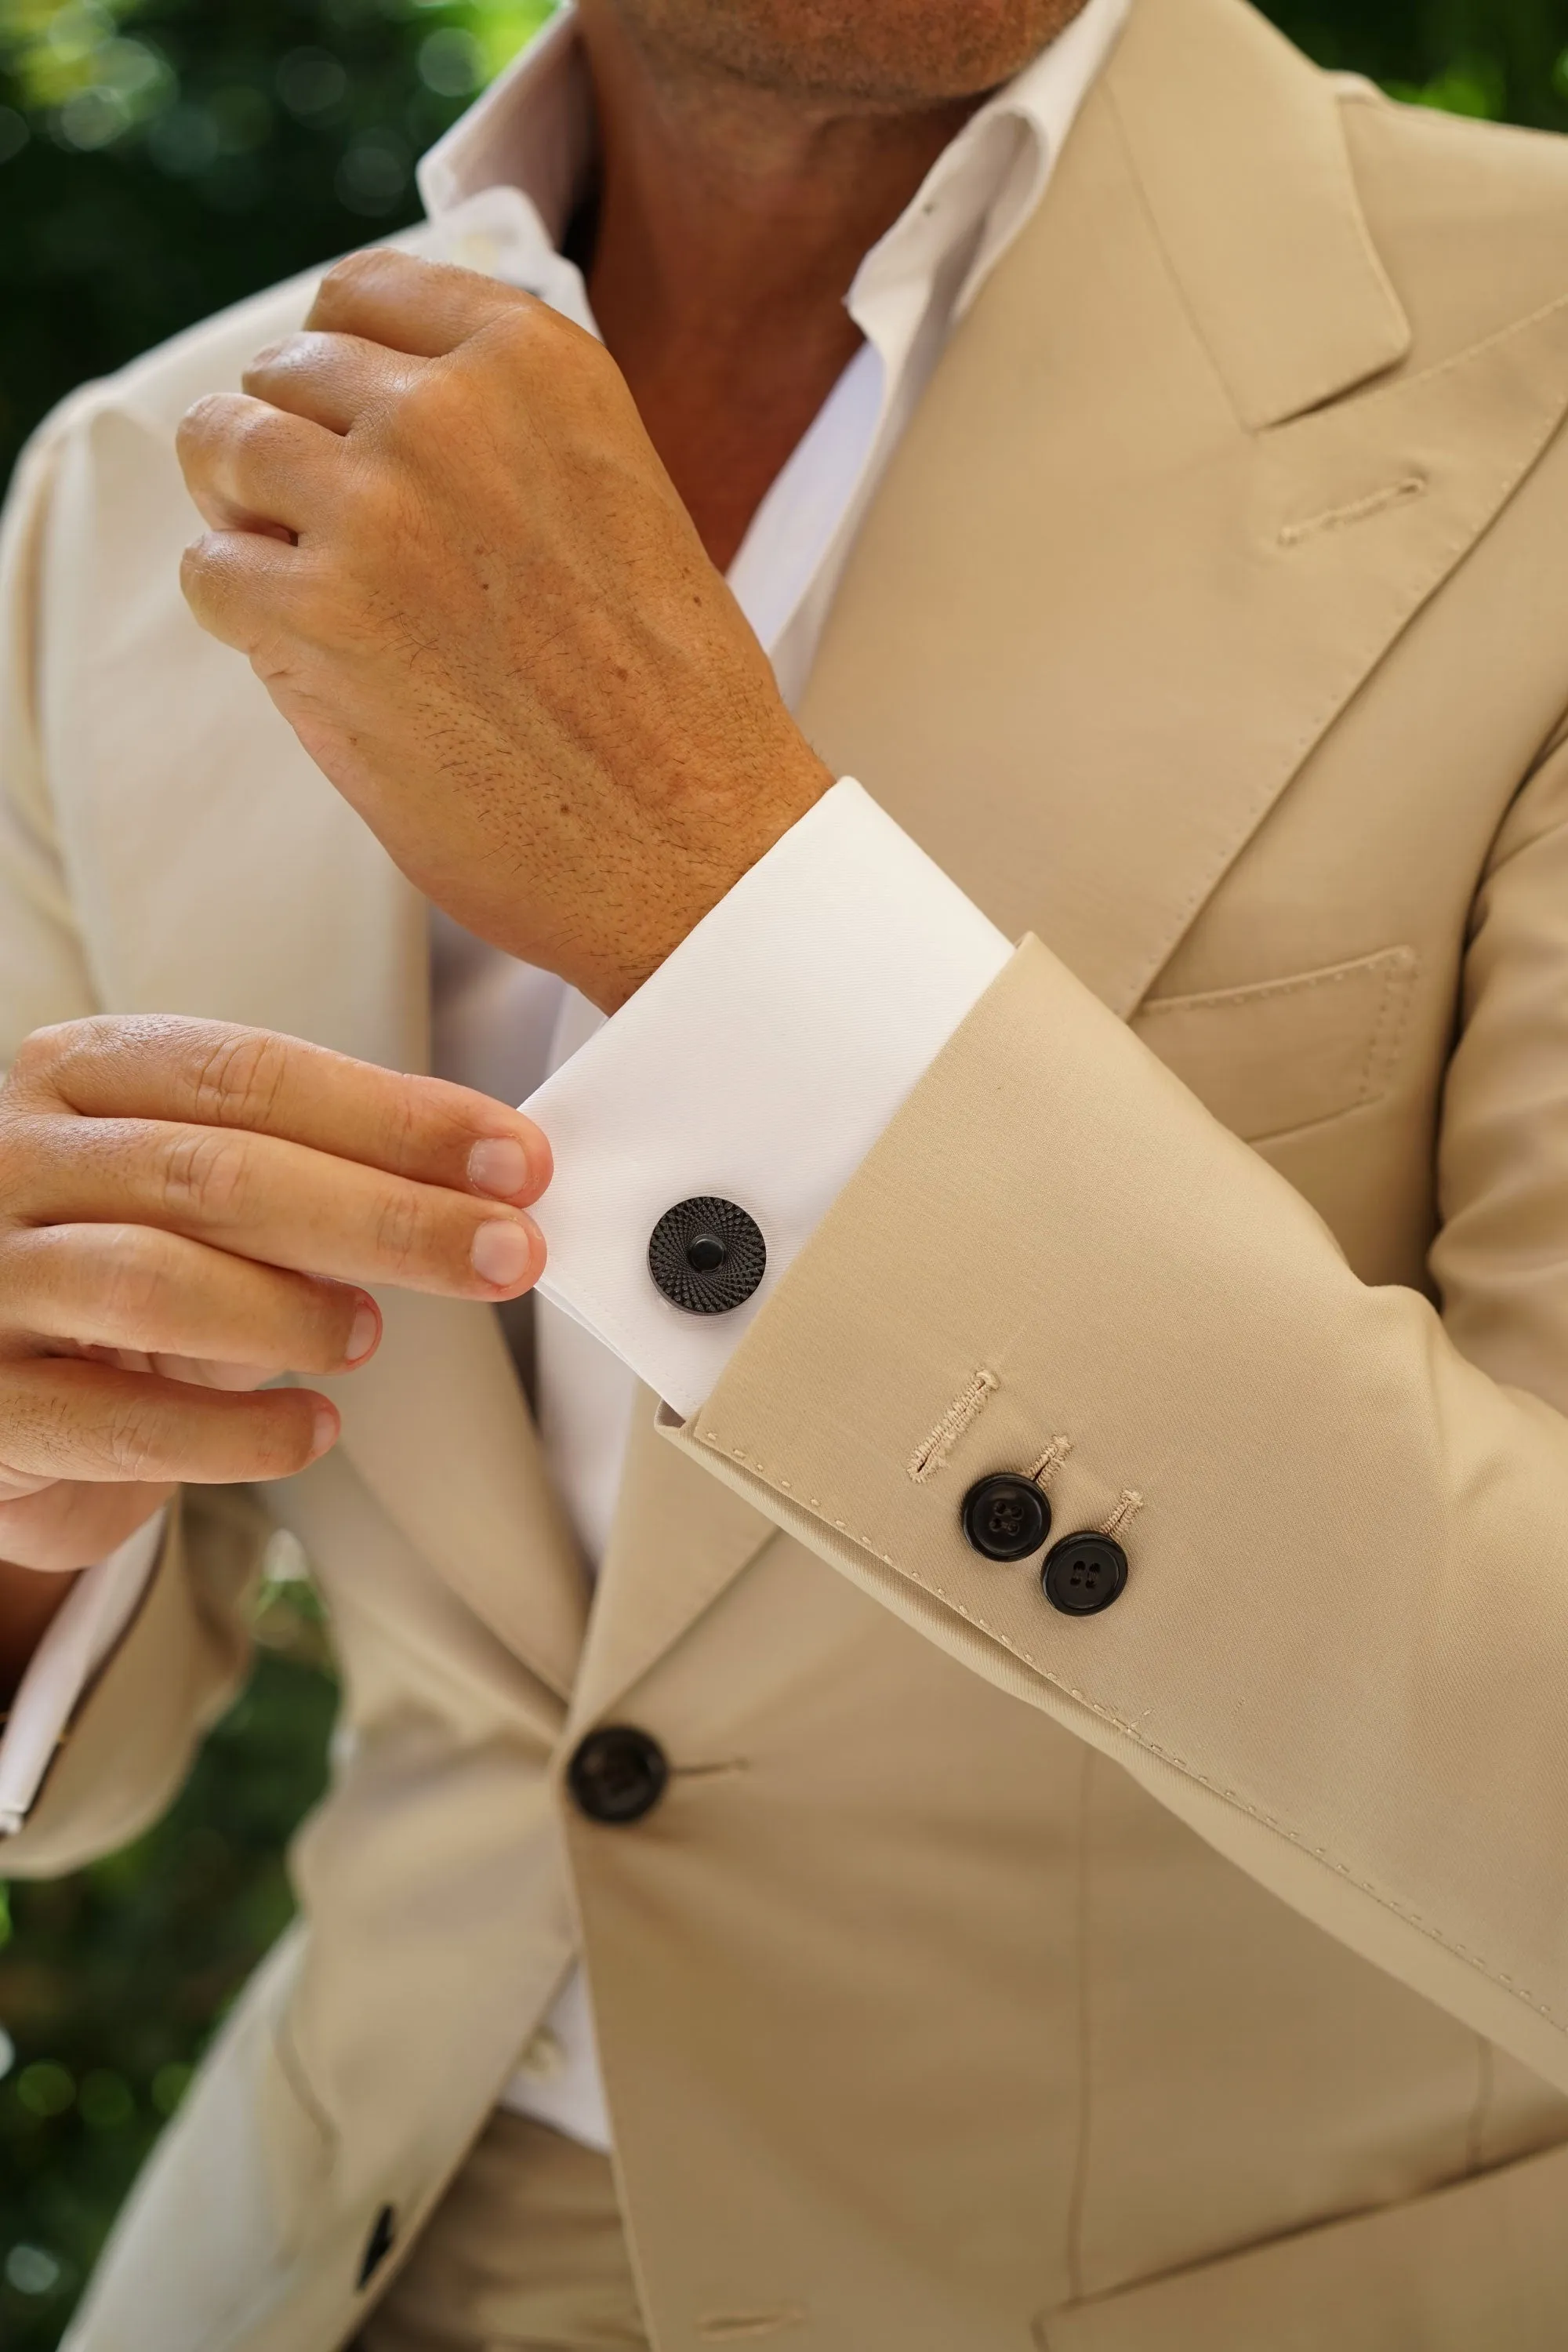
[
  {"left": 0, "top": 1512, "right": 165, "bottom": 1835},
  {"left": 522, "top": 778, "right": 1011, "bottom": 1417}
]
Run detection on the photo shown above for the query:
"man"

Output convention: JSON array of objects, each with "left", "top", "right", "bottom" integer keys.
[{"left": 5, "top": 0, "right": 1568, "bottom": 2341}]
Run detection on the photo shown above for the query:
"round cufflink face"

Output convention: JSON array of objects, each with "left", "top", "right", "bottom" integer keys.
[
  {"left": 961, "top": 1473, "right": 1052, "bottom": 1562},
  {"left": 648, "top": 1196, "right": 766, "bottom": 1315},
  {"left": 1042, "top": 1532, "right": 1127, "bottom": 1616}
]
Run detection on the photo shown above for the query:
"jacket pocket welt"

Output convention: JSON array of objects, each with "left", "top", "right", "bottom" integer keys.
[
  {"left": 1132, "top": 945, "right": 1418, "bottom": 1144},
  {"left": 1035, "top": 2136, "right": 1568, "bottom": 2352}
]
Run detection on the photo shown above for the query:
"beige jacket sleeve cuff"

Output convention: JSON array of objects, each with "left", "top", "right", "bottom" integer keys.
[{"left": 666, "top": 932, "right": 1568, "bottom": 2096}]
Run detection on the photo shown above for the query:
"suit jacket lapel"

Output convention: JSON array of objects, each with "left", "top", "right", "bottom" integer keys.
[
  {"left": 566, "top": 1387, "right": 777, "bottom": 1734},
  {"left": 797, "top": 0, "right": 1568, "bottom": 1019},
  {"left": 321, "top": 1290, "right": 587, "bottom": 1705}
]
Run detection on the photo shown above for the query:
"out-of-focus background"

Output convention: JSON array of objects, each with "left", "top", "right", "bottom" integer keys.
[{"left": 0, "top": 0, "right": 1566, "bottom": 2339}]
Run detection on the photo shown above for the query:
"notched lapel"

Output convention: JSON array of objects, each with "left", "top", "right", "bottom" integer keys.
[{"left": 798, "top": 0, "right": 1568, "bottom": 1021}]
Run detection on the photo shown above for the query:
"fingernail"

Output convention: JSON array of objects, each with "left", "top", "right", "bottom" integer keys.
[
  {"left": 471, "top": 1220, "right": 535, "bottom": 1288},
  {"left": 345, "top": 1298, "right": 380, "bottom": 1366},
  {"left": 468, "top": 1138, "right": 532, "bottom": 1200},
  {"left": 310, "top": 1403, "right": 339, "bottom": 1458}
]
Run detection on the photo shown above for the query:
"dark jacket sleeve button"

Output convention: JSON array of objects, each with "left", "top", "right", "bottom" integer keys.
[
  {"left": 961, "top": 1473, "right": 1051, "bottom": 1562},
  {"left": 1042, "top": 1532, "right": 1128, "bottom": 1615},
  {"left": 648, "top": 1197, "right": 766, "bottom": 1314},
  {"left": 568, "top": 1726, "right": 670, "bottom": 1824}
]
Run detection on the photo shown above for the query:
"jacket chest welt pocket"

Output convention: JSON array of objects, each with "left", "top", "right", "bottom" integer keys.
[
  {"left": 1131, "top": 946, "right": 1419, "bottom": 1144},
  {"left": 1035, "top": 2135, "right": 1568, "bottom": 2352}
]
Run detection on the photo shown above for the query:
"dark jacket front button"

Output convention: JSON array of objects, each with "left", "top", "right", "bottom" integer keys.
[
  {"left": 648, "top": 1196, "right": 766, "bottom": 1314},
  {"left": 1042, "top": 1532, "right": 1128, "bottom": 1616},
  {"left": 961, "top": 1473, "right": 1051, "bottom": 1562},
  {"left": 568, "top": 1726, "right": 670, "bottom": 1824}
]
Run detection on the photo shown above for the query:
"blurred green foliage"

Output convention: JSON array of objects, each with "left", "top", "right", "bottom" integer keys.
[
  {"left": 2, "top": 0, "right": 1568, "bottom": 2342},
  {"left": 0, "top": 0, "right": 553, "bottom": 486}
]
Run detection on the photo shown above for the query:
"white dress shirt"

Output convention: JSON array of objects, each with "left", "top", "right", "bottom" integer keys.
[{"left": 0, "top": 0, "right": 1129, "bottom": 2152}]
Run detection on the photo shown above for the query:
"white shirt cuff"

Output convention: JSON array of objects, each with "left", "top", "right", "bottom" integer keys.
[
  {"left": 522, "top": 779, "right": 1011, "bottom": 1418},
  {"left": 0, "top": 1512, "right": 166, "bottom": 1836}
]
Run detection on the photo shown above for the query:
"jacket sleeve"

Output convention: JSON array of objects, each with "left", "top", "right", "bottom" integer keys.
[
  {"left": 665, "top": 722, "right": 1568, "bottom": 2096},
  {"left": 0, "top": 406, "right": 269, "bottom": 1875}
]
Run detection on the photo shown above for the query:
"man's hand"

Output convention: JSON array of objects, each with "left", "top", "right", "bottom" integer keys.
[
  {"left": 0, "top": 1015, "right": 548, "bottom": 1577},
  {"left": 175, "top": 249, "right": 833, "bottom": 1011}
]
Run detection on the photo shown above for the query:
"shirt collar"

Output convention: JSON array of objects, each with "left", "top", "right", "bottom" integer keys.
[
  {"left": 417, "top": 0, "right": 1131, "bottom": 315},
  {"left": 417, "top": 5, "right": 593, "bottom": 237}
]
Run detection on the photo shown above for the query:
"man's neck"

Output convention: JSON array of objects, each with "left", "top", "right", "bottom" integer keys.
[{"left": 575, "top": 1, "right": 982, "bottom": 570}]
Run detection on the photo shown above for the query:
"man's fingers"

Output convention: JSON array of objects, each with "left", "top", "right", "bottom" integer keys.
[
  {"left": 176, "top": 391, "right": 341, "bottom": 539},
  {"left": 306, "top": 246, "right": 530, "bottom": 359},
  {"left": 180, "top": 525, "right": 307, "bottom": 655},
  {"left": 0, "top": 1359, "right": 337, "bottom": 1487},
  {"left": 242, "top": 331, "right": 419, "bottom": 436},
  {"left": 4, "top": 1225, "right": 380, "bottom": 1376},
  {"left": 10, "top": 1017, "right": 550, "bottom": 1203},
  {"left": 5, "top": 1118, "right": 542, "bottom": 1301}
]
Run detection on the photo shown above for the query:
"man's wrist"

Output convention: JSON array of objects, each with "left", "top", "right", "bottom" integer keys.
[{"left": 593, "top": 736, "right": 836, "bottom": 1013}]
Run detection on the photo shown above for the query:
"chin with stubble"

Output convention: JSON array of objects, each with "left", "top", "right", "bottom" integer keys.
[{"left": 584, "top": 0, "right": 1097, "bottom": 109}]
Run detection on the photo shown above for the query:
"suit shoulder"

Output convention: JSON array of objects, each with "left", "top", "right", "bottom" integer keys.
[
  {"left": 41, "top": 263, "right": 328, "bottom": 457},
  {"left": 1338, "top": 83, "right": 1568, "bottom": 359},
  {"left": 28, "top": 207, "right": 455, "bottom": 462}
]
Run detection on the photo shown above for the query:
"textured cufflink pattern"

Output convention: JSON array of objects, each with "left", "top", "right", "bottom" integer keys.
[{"left": 648, "top": 1196, "right": 767, "bottom": 1315}]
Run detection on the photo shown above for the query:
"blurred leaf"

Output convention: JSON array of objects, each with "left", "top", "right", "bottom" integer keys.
[{"left": 0, "top": 0, "right": 557, "bottom": 485}]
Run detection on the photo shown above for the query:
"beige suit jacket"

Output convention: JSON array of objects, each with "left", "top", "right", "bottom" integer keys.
[{"left": 8, "top": 2, "right": 1568, "bottom": 2344}]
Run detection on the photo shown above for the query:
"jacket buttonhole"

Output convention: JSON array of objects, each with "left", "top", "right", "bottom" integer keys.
[{"left": 357, "top": 2202, "right": 397, "bottom": 2289}]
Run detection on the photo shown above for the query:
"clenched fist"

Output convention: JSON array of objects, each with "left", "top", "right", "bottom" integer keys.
[
  {"left": 0, "top": 1016, "right": 548, "bottom": 1581},
  {"left": 176, "top": 249, "right": 832, "bottom": 1011}
]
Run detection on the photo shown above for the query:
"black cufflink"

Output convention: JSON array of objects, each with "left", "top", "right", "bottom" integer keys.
[
  {"left": 961, "top": 1472, "right": 1052, "bottom": 1562},
  {"left": 358, "top": 2203, "right": 397, "bottom": 2288},
  {"left": 648, "top": 1196, "right": 766, "bottom": 1314}
]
